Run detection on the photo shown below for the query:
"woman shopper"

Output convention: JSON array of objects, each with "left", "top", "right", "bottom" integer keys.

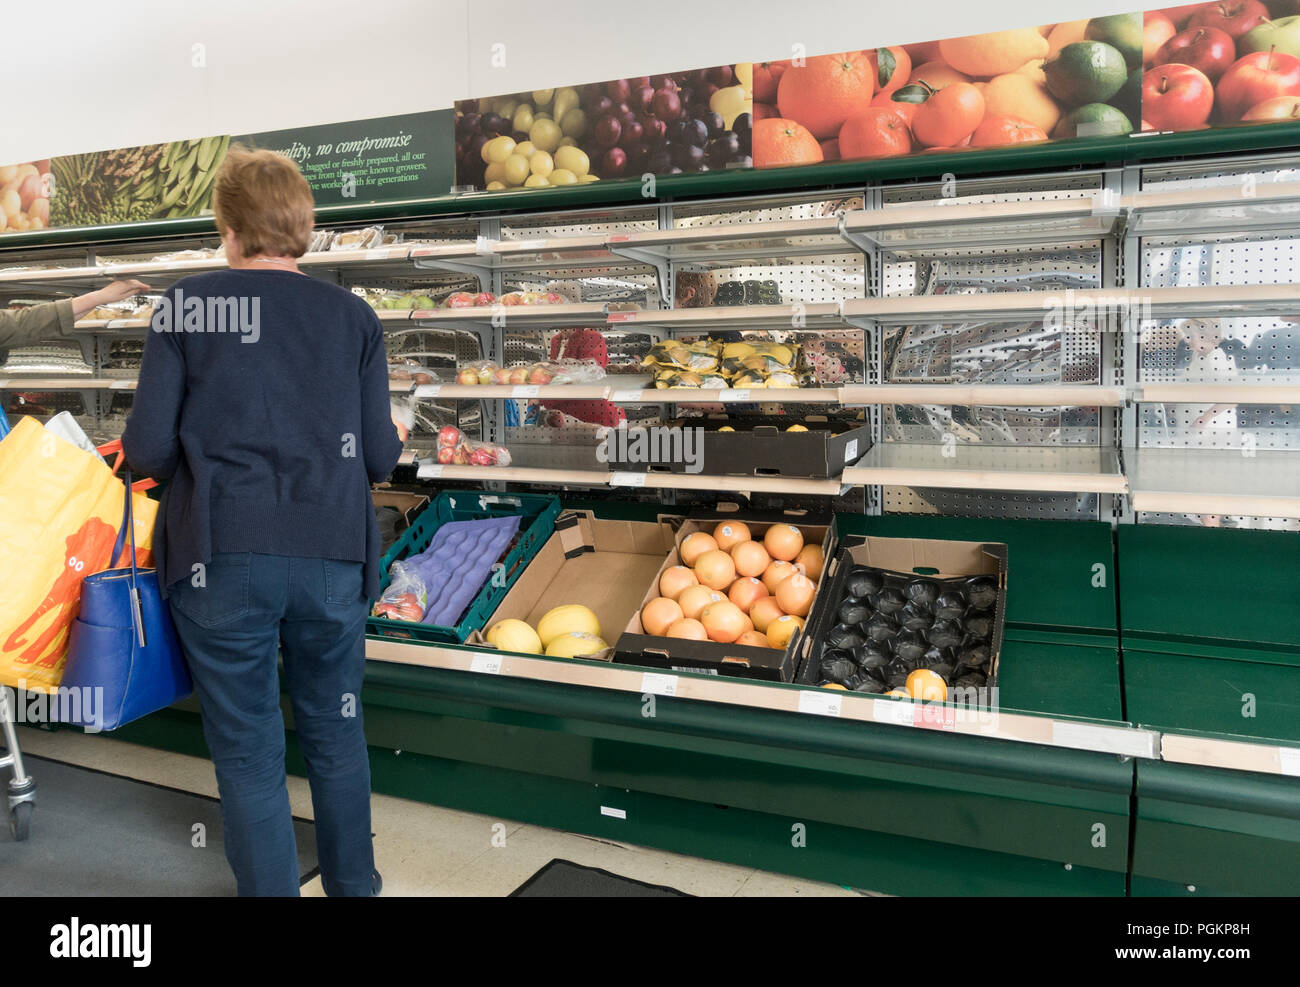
[
  {"left": 0, "top": 279, "right": 150, "bottom": 349},
  {"left": 122, "top": 147, "right": 403, "bottom": 897}
]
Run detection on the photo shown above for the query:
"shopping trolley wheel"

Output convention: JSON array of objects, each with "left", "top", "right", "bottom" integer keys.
[{"left": 9, "top": 802, "right": 32, "bottom": 842}]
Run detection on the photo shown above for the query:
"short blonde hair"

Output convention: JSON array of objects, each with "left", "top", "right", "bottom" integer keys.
[{"left": 212, "top": 146, "right": 314, "bottom": 258}]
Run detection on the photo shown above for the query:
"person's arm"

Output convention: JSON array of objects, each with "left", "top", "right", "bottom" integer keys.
[
  {"left": 122, "top": 289, "right": 185, "bottom": 481},
  {"left": 69, "top": 279, "right": 151, "bottom": 320},
  {"left": 360, "top": 312, "right": 403, "bottom": 483},
  {"left": 0, "top": 280, "right": 151, "bottom": 351},
  {"left": 0, "top": 300, "right": 75, "bottom": 349}
]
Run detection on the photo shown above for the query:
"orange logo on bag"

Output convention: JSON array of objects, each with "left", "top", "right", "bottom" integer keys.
[{"left": 4, "top": 517, "right": 119, "bottom": 667}]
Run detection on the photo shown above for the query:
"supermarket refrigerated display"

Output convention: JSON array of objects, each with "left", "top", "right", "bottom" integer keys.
[{"left": 3, "top": 146, "right": 1299, "bottom": 897}]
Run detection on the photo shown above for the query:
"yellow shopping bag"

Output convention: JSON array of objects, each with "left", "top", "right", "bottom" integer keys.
[{"left": 0, "top": 417, "right": 157, "bottom": 691}]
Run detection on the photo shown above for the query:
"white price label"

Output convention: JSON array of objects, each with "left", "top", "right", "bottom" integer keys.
[
  {"left": 728, "top": 389, "right": 751, "bottom": 401},
  {"left": 600, "top": 806, "right": 627, "bottom": 819},
  {"left": 844, "top": 439, "right": 859, "bottom": 463},
  {"left": 414, "top": 384, "right": 442, "bottom": 398},
  {"left": 365, "top": 248, "right": 388, "bottom": 260},
  {"left": 1051, "top": 721, "right": 1157, "bottom": 759},
  {"left": 872, "top": 699, "right": 916, "bottom": 726},
  {"left": 511, "top": 385, "right": 540, "bottom": 398},
  {"left": 609, "top": 471, "right": 647, "bottom": 487},
  {"left": 512, "top": 239, "right": 548, "bottom": 252},
  {"left": 110, "top": 380, "right": 135, "bottom": 390},
  {"left": 1279, "top": 746, "right": 1300, "bottom": 777},
  {"left": 611, "top": 389, "right": 643, "bottom": 403},
  {"left": 470, "top": 654, "right": 503, "bottom": 675},
  {"left": 640, "top": 672, "right": 679, "bottom": 697},
  {"left": 418, "top": 463, "right": 444, "bottom": 479},
  {"left": 798, "top": 690, "right": 842, "bottom": 717}
]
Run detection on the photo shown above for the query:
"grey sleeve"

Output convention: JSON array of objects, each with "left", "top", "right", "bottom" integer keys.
[{"left": 0, "top": 299, "right": 76, "bottom": 350}]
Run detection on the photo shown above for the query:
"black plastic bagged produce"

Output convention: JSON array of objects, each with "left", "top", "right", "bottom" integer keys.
[
  {"left": 964, "top": 609, "right": 995, "bottom": 641},
  {"left": 824, "top": 623, "right": 866, "bottom": 651},
  {"left": 927, "top": 619, "right": 964, "bottom": 650},
  {"left": 898, "top": 601, "right": 934, "bottom": 632},
  {"left": 864, "top": 612, "right": 898, "bottom": 643},
  {"left": 837, "top": 598, "right": 872, "bottom": 626},
  {"left": 959, "top": 642, "right": 992, "bottom": 668},
  {"left": 930, "top": 662, "right": 955, "bottom": 681},
  {"left": 904, "top": 578, "right": 939, "bottom": 609},
  {"left": 934, "top": 591, "right": 967, "bottom": 620},
  {"left": 920, "top": 645, "right": 956, "bottom": 668},
  {"left": 851, "top": 641, "right": 891, "bottom": 670},
  {"left": 822, "top": 657, "right": 857, "bottom": 684},
  {"left": 966, "top": 576, "right": 998, "bottom": 611},
  {"left": 852, "top": 678, "right": 885, "bottom": 694},
  {"left": 870, "top": 587, "right": 906, "bottom": 615},
  {"left": 892, "top": 631, "right": 927, "bottom": 664},
  {"left": 846, "top": 566, "right": 884, "bottom": 599}
]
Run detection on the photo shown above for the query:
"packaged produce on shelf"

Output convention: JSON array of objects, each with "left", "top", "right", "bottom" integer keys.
[
  {"left": 330, "top": 226, "right": 385, "bottom": 250},
  {"left": 500, "top": 290, "right": 566, "bottom": 306},
  {"left": 642, "top": 340, "right": 721, "bottom": 373},
  {"left": 443, "top": 291, "right": 499, "bottom": 308},
  {"left": 624, "top": 518, "right": 828, "bottom": 681},
  {"left": 485, "top": 604, "right": 607, "bottom": 658},
  {"left": 376, "top": 513, "right": 525, "bottom": 630},
  {"left": 307, "top": 230, "right": 335, "bottom": 252},
  {"left": 453, "top": 359, "right": 602, "bottom": 386},
  {"left": 802, "top": 537, "right": 1006, "bottom": 698},
  {"left": 371, "top": 559, "right": 429, "bottom": 622},
  {"left": 643, "top": 337, "right": 814, "bottom": 389},
  {"left": 434, "top": 424, "right": 512, "bottom": 466},
  {"left": 387, "top": 361, "right": 439, "bottom": 386},
  {"left": 365, "top": 289, "right": 437, "bottom": 311},
  {"left": 84, "top": 298, "right": 155, "bottom": 322}
]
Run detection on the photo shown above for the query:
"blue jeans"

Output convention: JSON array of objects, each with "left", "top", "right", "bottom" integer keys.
[{"left": 168, "top": 552, "right": 373, "bottom": 897}]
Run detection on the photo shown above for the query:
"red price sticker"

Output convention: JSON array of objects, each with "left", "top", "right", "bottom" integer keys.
[{"left": 914, "top": 703, "right": 956, "bottom": 732}]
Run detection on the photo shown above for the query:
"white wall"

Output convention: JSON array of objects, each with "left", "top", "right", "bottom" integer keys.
[{"left": 4, "top": 0, "right": 1141, "bottom": 164}]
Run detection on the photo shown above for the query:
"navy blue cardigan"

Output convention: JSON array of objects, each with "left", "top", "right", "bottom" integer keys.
[{"left": 122, "top": 269, "right": 402, "bottom": 601}]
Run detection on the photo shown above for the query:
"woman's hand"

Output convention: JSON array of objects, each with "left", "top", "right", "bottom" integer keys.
[{"left": 70, "top": 279, "right": 152, "bottom": 319}]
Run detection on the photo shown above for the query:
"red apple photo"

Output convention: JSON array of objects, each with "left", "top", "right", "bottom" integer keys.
[
  {"left": 1159, "top": 4, "right": 1210, "bottom": 28},
  {"left": 1241, "top": 94, "right": 1300, "bottom": 119},
  {"left": 1144, "top": 63, "right": 1215, "bottom": 129},
  {"left": 1145, "top": 12, "right": 1179, "bottom": 65},
  {"left": 1155, "top": 26, "right": 1237, "bottom": 81},
  {"left": 1188, "top": 0, "right": 1270, "bottom": 39},
  {"left": 1217, "top": 49, "right": 1300, "bottom": 120}
]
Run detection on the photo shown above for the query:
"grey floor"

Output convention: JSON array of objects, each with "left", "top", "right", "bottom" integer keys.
[{"left": 9, "top": 726, "right": 857, "bottom": 896}]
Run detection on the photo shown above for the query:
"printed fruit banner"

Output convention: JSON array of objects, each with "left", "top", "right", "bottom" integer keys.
[
  {"left": 755, "top": 3, "right": 1300, "bottom": 167},
  {"left": 453, "top": 67, "right": 752, "bottom": 190}
]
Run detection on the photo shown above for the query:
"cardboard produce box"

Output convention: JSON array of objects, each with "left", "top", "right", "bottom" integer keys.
[
  {"left": 615, "top": 513, "right": 834, "bottom": 682},
  {"left": 468, "top": 510, "right": 676, "bottom": 661},
  {"left": 606, "top": 415, "right": 870, "bottom": 478},
  {"left": 798, "top": 535, "right": 1008, "bottom": 695}
]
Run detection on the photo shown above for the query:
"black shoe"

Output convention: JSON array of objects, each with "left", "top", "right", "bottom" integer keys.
[{"left": 372, "top": 870, "right": 383, "bottom": 896}]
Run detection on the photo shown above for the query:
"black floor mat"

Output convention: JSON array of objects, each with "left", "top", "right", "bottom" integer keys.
[
  {"left": 511, "top": 858, "right": 690, "bottom": 897},
  {"left": 0, "top": 755, "right": 318, "bottom": 896}
]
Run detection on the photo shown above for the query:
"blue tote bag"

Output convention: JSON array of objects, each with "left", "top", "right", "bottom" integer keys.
[{"left": 60, "top": 472, "right": 192, "bottom": 730}]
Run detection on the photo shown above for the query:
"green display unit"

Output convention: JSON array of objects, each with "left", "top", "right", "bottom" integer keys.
[
  {"left": 1118, "top": 525, "right": 1300, "bottom": 742},
  {"left": 1130, "top": 759, "right": 1300, "bottom": 897}
]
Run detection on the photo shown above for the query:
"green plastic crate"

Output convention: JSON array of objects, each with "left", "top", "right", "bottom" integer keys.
[{"left": 368, "top": 490, "right": 561, "bottom": 644}]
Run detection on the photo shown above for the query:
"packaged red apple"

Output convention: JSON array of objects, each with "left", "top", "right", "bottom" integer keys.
[
  {"left": 548, "top": 360, "right": 606, "bottom": 384},
  {"left": 500, "top": 290, "right": 565, "bottom": 306},
  {"left": 443, "top": 290, "right": 498, "bottom": 308},
  {"left": 388, "top": 362, "right": 439, "bottom": 386},
  {"left": 455, "top": 360, "right": 501, "bottom": 385},
  {"left": 371, "top": 560, "right": 428, "bottom": 622}
]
